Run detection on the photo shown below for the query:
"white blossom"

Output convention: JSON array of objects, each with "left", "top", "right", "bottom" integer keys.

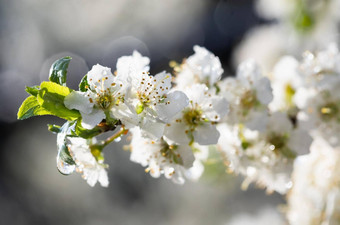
[
  {"left": 256, "top": 0, "right": 340, "bottom": 50},
  {"left": 218, "top": 112, "right": 311, "bottom": 194},
  {"left": 269, "top": 56, "right": 302, "bottom": 113},
  {"left": 116, "top": 50, "right": 150, "bottom": 82},
  {"left": 129, "top": 127, "right": 207, "bottom": 184},
  {"left": 64, "top": 64, "right": 125, "bottom": 129},
  {"left": 287, "top": 137, "right": 340, "bottom": 225},
  {"left": 164, "top": 84, "right": 228, "bottom": 145},
  {"left": 236, "top": 0, "right": 340, "bottom": 73},
  {"left": 67, "top": 137, "right": 109, "bottom": 187},
  {"left": 299, "top": 44, "right": 340, "bottom": 89},
  {"left": 297, "top": 84, "right": 340, "bottom": 147},
  {"left": 218, "top": 60, "right": 272, "bottom": 131},
  {"left": 122, "top": 70, "right": 189, "bottom": 139},
  {"left": 174, "top": 45, "right": 223, "bottom": 89}
]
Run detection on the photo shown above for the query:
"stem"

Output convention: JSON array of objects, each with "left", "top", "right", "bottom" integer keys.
[{"left": 103, "top": 126, "right": 128, "bottom": 147}]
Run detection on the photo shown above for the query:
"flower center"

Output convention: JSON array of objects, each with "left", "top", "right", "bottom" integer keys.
[
  {"left": 319, "top": 102, "right": 339, "bottom": 122},
  {"left": 285, "top": 84, "right": 295, "bottom": 106},
  {"left": 240, "top": 90, "right": 258, "bottom": 114},
  {"left": 267, "top": 133, "right": 296, "bottom": 159},
  {"left": 135, "top": 73, "right": 170, "bottom": 113},
  {"left": 97, "top": 94, "right": 113, "bottom": 110},
  {"left": 183, "top": 107, "right": 203, "bottom": 126},
  {"left": 160, "top": 142, "right": 182, "bottom": 165}
]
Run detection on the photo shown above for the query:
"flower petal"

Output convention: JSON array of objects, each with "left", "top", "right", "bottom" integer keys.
[
  {"left": 164, "top": 122, "right": 190, "bottom": 145},
  {"left": 184, "top": 84, "right": 208, "bottom": 105},
  {"left": 64, "top": 91, "right": 94, "bottom": 114},
  {"left": 117, "top": 51, "right": 150, "bottom": 76},
  {"left": 255, "top": 77, "right": 273, "bottom": 105},
  {"left": 81, "top": 108, "right": 105, "bottom": 129},
  {"left": 140, "top": 119, "right": 165, "bottom": 140},
  {"left": 154, "top": 71, "right": 172, "bottom": 96},
  {"left": 87, "top": 64, "right": 115, "bottom": 91},
  {"left": 287, "top": 129, "right": 312, "bottom": 155},
  {"left": 202, "top": 96, "right": 229, "bottom": 121},
  {"left": 177, "top": 145, "right": 195, "bottom": 168},
  {"left": 156, "top": 91, "right": 189, "bottom": 122},
  {"left": 110, "top": 104, "right": 139, "bottom": 128},
  {"left": 193, "top": 124, "right": 220, "bottom": 145},
  {"left": 98, "top": 169, "right": 109, "bottom": 187}
]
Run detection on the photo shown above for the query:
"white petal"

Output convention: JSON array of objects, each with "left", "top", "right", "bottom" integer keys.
[
  {"left": 154, "top": 71, "right": 172, "bottom": 96},
  {"left": 110, "top": 103, "right": 139, "bottom": 128},
  {"left": 68, "top": 137, "right": 87, "bottom": 146},
  {"left": 185, "top": 161, "right": 205, "bottom": 181},
  {"left": 177, "top": 145, "right": 195, "bottom": 168},
  {"left": 193, "top": 124, "right": 220, "bottom": 145},
  {"left": 287, "top": 129, "right": 312, "bottom": 155},
  {"left": 245, "top": 111, "right": 269, "bottom": 131},
  {"left": 87, "top": 64, "right": 114, "bottom": 91},
  {"left": 85, "top": 169, "right": 99, "bottom": 187},
  {"left": 255, "top": 77, "right": 273, "bottom": 105},
  {"left": 267, "top": 112, "right": 292, "bottom": 134},
  {"left": 98, "top": 168, "right": 109, "bottom": 187},
  {"left": 171, "top": 169, "right": 186, "bottom": 184},
  {"left": 64, "top": 91, "right": 94, "bottom": 114},
  {"left": 116, "top": 51, "right": 150, "bottom": 82},
  {"left": 156, "top": 91, "right": 189, "bottom": 122},
  {"left": 174, "top": 69, "right": 196, "bottom": 90},
  {"left": 184, "top": 84, "right": 208, "bottom": 105},
  {"left": 187, "top": 45, "right": 223, "bottom": 86},
  {"left": 140, "top": 119, "right": 165, "bottom": 140},
  {"left": 81, "top": 109, "right": 105, "bottom": 129},
  {"left": 164, "top": 122, "right": 190, "bottom": 145},
  {"left": 202, "top": 96, "right": 229, "bottom": 121},
  {"left": 237, "top": 59, "right": 262, "bottom": 83}
]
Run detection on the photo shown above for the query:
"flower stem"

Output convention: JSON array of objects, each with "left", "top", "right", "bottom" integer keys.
[{"left": 103, "top": 126, "right": 128, "bottom": 146}]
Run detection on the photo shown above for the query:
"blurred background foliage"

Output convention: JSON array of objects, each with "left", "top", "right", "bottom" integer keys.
[{"left": 0, "top": 0, "right": 285, "bottom": 224}]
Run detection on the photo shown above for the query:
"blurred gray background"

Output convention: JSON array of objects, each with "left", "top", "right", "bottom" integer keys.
[{"left": 0, "top": 0, "right": 285, "bottom": 224}]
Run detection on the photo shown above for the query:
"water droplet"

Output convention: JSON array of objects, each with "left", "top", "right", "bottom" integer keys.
[
  {"left": 57, "top": 155, "right": 75, "bottom": 175},
  {"left": 286, "top": 181, "right": 293, "bottom": 189},
  {"left": 114, "top": 137, "right": 121, "bottom": 142}
]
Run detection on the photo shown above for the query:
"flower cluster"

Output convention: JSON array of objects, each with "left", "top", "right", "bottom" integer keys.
[
  {"left": 235, "top": 0, "right": 340, "bottom": 73},
  {"left": 17, "top": 43, "right": 340, "bottom": 224},
  {"left": 18, "top": 46, "right": 229, "bottom": 187}
]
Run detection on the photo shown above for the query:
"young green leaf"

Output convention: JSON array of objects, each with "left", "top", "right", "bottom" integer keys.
[
  {"left": 25, "top": 85, "right": 40, "bottom": 96},
  {"left": 37, "top": 81, "right": 80, "bottom": 120},
  {"left": 17, "top": 96, "right": 51, "bottom": 120},
  {"left": 49, "top": 56, "right": 72, "bottom": 86}
]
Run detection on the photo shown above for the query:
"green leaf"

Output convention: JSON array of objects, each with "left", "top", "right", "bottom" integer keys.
[
  {"left": 75, "top": 119, "right": 117, "bottom": 139},
  {"left": 48, "top": 124, "right": 62, "bottom": 133},
  {"left": 25, "top": 85, "right": 40, "bottom": 96},
  {"left": 75, "top": 120, "right": 103, "bottom": 139},
  {"left": 49, "top": 56, "right": 71, "bottom": 86},
  {"left": 37, "top": 81, "right": 80, "bottom": 120},
  {"left": 79, "top": 74, "right": 89, "bottom": 92},
  {"left": 17, "top": 96, "right": 51, "bottom": 120}
]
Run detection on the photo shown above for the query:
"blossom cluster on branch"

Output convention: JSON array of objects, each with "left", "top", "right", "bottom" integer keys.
[{"left": 18, "top": 44, "right": 340, "bottom": 224}]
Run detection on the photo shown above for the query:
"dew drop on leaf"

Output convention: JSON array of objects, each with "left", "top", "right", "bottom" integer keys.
[{"left": 57, "top": 152, "right": 75, "bottom": 175}]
